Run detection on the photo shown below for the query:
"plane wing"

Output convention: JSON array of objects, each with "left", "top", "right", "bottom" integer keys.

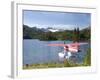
[{"left": 47, "top": 42, "right": 88, "bottom": 47}]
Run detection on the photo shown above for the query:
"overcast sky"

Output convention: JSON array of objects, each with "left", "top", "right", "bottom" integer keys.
[{"left": 23, "top": 10, "right": 91, "bottom": 30}]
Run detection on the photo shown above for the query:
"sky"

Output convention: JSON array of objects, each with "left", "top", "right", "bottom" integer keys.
[{"left": 23, "top": 10, "right": 91, "bottom": 30}]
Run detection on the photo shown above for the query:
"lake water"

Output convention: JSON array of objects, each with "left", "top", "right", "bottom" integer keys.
[{"left": 23, "top": 39, "right": 89, "bottom": 65}]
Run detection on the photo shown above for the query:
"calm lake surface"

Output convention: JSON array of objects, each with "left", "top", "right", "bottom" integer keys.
[{"left": 23, "top": 39, "right": 89, "bottom": 65}]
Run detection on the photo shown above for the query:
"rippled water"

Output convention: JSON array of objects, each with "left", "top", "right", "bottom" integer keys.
[{"left": 23, "top": 39, "right": 89, "bottom": 65}]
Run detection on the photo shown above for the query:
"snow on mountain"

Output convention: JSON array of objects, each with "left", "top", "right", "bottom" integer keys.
[
  {"left": 48, "top": 29, "right": 59, "bottom": 32},
  {"left": 38, "top": 27, "right": 63, "bottom": 32}
]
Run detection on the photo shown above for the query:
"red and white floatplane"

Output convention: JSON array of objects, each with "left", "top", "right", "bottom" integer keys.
[{"left": 47, "top": 42, "right": 88, "bottom": 59}]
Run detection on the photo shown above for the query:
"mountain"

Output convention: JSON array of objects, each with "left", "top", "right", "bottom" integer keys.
[
  {"left": 23, "top": 24, "right": 90, "bottom": 41},
  {"left": 23, "top": 25, "right": 45, "bottom": 39}
]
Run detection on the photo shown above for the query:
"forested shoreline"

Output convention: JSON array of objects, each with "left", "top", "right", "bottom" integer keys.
[{"left": 23, "top": 25, "right": 90, "bottom": 42}]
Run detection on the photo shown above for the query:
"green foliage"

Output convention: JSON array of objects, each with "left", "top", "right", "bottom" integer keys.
[
  {"left": 41, "top": 32, "right": 57, "bottom": 40},
  {"left": 23, "top": 25, "right": 90, "bottom": 42},
  {"left": 83, "top": 48, "right": 91, "bottom": 66},
  {"left": 64, "top": 59, "right": 71, "bottom": 67}
]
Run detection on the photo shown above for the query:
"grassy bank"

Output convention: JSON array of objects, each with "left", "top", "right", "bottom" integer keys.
[
  {"left": 83, "top": 48, "right": 91, "bottom": 66},
  {"left": 23, "top": 61, "right": 84, "bottom": 70},
  {"left": 23, "top": 62, "right": 64, "bottom": 69}
]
